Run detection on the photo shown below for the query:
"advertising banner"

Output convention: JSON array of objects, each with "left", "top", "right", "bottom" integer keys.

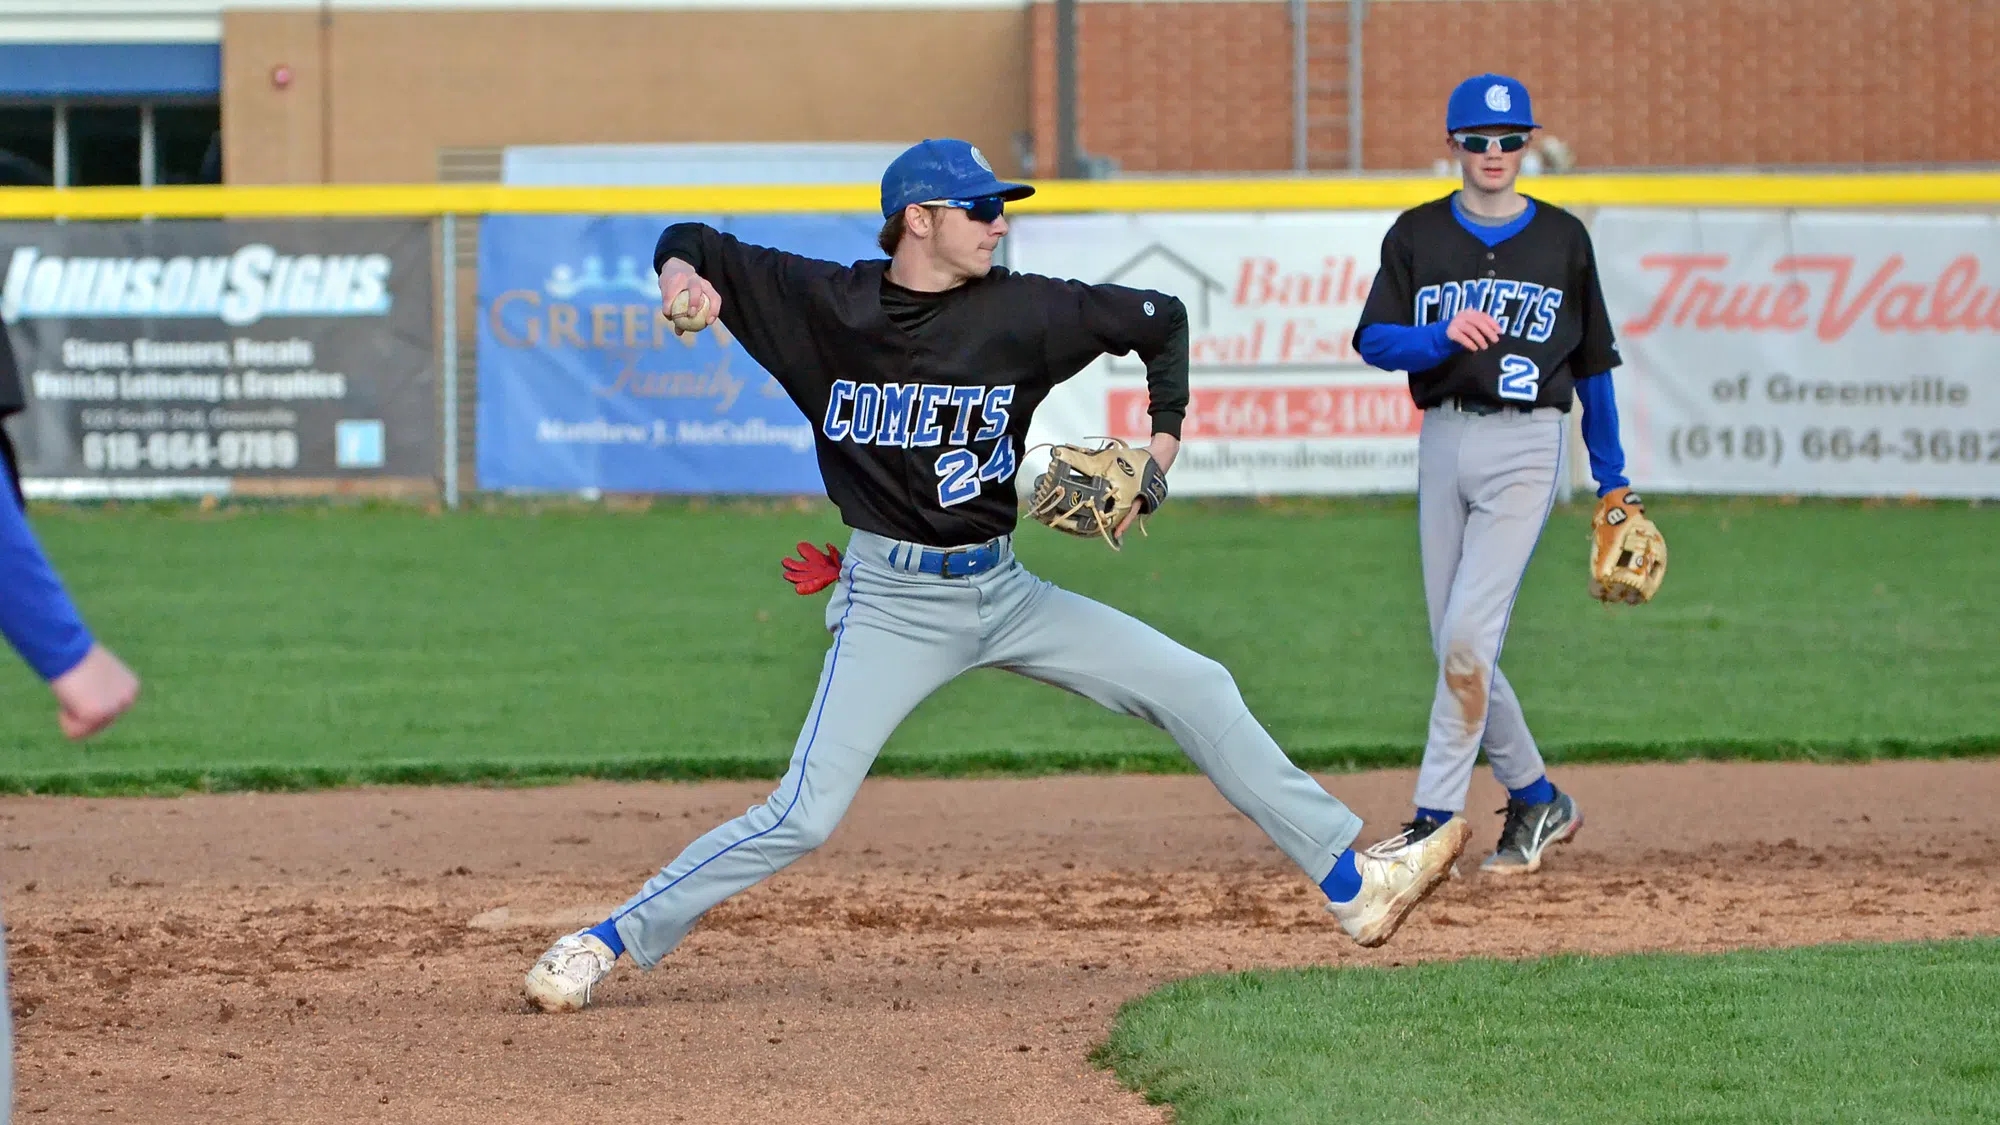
[
  {"left": 476, "top": 214, "right": 879, "bottom": 493},
  {"left": 0, "top": 220, "right": 436, "bottom": 497},
  {"left": 1594, "top": 210, "right": 2000, "bottom": 497},
  {"left": 1007, "top": 212, "right": 1415, "bottom": 496}
]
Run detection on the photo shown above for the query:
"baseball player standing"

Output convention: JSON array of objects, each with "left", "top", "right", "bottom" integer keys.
[
  {"left": 525, "top": 139, "right": 1472, "bottom": 1011},
  {"left": 0, "top": 338, "right": 143, "bottom": 1123},
  {"left": 1353, "top": 75, "right": 1642, "bottom": 874}
]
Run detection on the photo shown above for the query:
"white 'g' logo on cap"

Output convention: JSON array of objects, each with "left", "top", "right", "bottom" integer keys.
[
  {"left": 970, "top": 146, "right": 994, "bottom": 172},
  {"left": 1485, "top": 84, "right": 1512, "bottom": 112}
]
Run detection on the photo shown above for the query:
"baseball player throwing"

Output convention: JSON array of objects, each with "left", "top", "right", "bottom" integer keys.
[
  {"left": 0, "top": 338, "right": 143, "bottom": 1122},
  {"left": 1353, "top": 76, "right": 1663, "bottom": 876},
  {"left": 526, "top": 139, "right": 1471, "bottom": 1011}
]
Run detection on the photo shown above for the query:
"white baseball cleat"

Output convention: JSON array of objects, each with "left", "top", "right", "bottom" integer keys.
[
  {"left": 1325, "top": 817, "right": 1472, "bottom": 948},
  {"left": 524, "top": 930, "right": 618, "bottom": 1013}
]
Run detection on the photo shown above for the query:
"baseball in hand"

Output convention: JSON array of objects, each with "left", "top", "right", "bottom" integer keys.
[{"left": 667, "top": 288, "right": 714, "bottom": 335}]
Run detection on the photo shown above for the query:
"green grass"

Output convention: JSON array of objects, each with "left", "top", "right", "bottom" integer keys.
[
  {"left": 1, "top": 496, "right": 1995, "bottom": 794},
  {"left": 1094, "top": 939, "right": 2000, "bottom": 1124}
]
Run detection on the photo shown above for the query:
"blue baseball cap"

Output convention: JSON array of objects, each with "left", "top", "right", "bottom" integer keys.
[
  {"left": 879, "top": 139, "right": 1034, "bottom": 220},
  {"left": 1446, "top": 74, "right": 1539, "bottom": 132}
]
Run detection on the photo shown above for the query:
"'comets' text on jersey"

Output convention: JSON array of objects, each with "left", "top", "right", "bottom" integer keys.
[
  {"left": 1413, "top": 279, "right": 1563, "bottom": 344},
  {"left": 820, "top": 381, "right": 1019, "bottom": 509}
]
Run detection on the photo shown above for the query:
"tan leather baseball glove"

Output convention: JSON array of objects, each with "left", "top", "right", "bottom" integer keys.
[
  {"left": 1026, "top": 439, "right": 1167, "bottom": 550},
  {"left": 1589, "top": 487, "right": 1667, "bottom": 604}
]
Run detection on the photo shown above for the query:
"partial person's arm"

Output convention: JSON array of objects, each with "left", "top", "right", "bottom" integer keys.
[
  {"left": 1352, "top": 222, "right": 1424, "bottom": 373},
  {"left": 1570, "top": 232, "right": 1624, "bottom": 381},
  {"left": 0, "top": 455, "right": 140, "bottom": 738},
  {"left": 1571, "top": 230, "right": 1629, "bottom": 496},
  {"left": 1575, "top": 373, "right": 1629, "bottom": 496},
  {"left": 0, "top": 456, "right": 94, "bottom": 682},
  {"left": 1041, "top": 282, "right": 1189, "bottom": 463},
  {"left": 1356, "top": 322, "right": 1456, "bottom": 374},
  {"left": 652, "top": 223, "right": 850, "bottom": 387},
  {"left": 1037, "top": 281, "right": 1187, "bottom": 538}
]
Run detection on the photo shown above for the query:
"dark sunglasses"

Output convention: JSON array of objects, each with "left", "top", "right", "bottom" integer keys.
[
  {"left": 1452, "top": 131, "right": 1532, "bottom": 154},
  {"left": 927, "top": 195, "right": 1007, "bottom": 223}
]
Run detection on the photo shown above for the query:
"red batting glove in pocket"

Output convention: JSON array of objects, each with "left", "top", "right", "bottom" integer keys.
[{"left": 781, "top": 542, "right": 843, "bottom": 595}]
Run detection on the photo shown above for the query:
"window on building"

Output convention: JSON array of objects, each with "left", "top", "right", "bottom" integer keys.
[
  {"left": 153, "top": 104, "right": 222, "bottom": 185},
  {"left": 0, "top": 105, "right": 55, "bottom": 186},
  {"left": 0, "top": 102, "right": 219, "bottom": 187},
  {"left": 67, "top": 105, "right": 143, "bottom": 187}
]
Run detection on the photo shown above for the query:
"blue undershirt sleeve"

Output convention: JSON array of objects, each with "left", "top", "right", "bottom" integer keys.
[
  {"left": 1575, "top": 371, "right": 1629, "bottom": 496},
  {"left": 0, "top": 458, "right": 95, "bottom": 682},
  {"left": 1356, "top": 321, "right": 1458, "bottom": 374}
]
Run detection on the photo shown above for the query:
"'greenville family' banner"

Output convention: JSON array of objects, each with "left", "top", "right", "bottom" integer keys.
[{"left": 476, "top": 214, "right": 878, "bottom": 493}]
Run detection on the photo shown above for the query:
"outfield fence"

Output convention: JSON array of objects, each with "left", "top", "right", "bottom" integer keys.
[{"left": 1, "top": 171, "right": 1996, "bottom": 505}]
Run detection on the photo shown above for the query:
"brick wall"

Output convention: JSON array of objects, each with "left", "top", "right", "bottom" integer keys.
[
  {"left": 1033, "top": 0, "right": 2000, "bottom": 174},
  {"left": 221, "top": 1, "right": 1997, "bottom": 183},
  {"left": 223, "top": 8, "right": 1034, "bottom": 185},
  {"left": 1031, "top": 1, "right": 1311, "bottom": 174}
]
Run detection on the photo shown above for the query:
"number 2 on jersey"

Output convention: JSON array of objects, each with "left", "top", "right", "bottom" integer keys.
[
  {"left": 934, "top": 437, "right": 1018, "bottom": 508},
  {"left": 1498, "top": 354, "right": 1541, "bottom": 402}
]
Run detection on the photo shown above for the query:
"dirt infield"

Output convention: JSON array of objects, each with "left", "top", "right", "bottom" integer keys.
[{"left": 5, "top": 760, "right": 1997, "bottom": 1124}]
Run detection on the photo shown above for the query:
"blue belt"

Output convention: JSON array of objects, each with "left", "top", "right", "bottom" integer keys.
[{"left": 888, "top": 540, "right": 1003, "bottom": 578}]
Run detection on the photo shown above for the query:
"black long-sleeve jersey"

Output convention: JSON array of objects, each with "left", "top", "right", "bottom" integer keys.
[
  {"left": 1354, "top": 196, "right": 1621, "bottom": 410},
  {"left": 654, "top": 223, "right": 1190, "bottom": 547}
]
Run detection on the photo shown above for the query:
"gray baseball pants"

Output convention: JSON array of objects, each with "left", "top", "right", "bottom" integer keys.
[
  {"left": 610, "top": 529, "right": 1364, "bottom": 968},
  {"left": 1412, "top": 401, "right": 1567, "bottom": 813}
]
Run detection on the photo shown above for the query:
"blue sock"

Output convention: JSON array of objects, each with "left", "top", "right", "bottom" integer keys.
[
  {"left": 585, "top": 917, "right": 625, "bottom": 959},
  {"left": 1320, "top": 849, "right": 1362, "bottom": 903},
  {"left": 1509, "top": 776, "right": 1557, "bottom": 806},
  {"left": 1416, "top": 807, "right": 1456, "bottom": 825}
]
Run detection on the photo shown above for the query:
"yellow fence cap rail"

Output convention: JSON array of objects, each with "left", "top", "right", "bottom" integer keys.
[{"left": 0, "top": 172, "right": 1992, "bottom": 220}]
